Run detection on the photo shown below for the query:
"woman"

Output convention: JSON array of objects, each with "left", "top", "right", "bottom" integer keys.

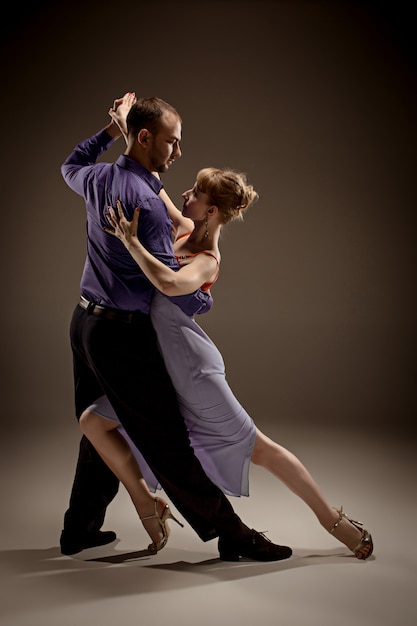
[{"left": 79, "top": 94, "right": 373, "bottom": 559}]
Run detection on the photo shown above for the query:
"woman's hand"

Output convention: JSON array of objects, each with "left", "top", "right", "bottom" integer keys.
[{"left": 104, "top": 200, "right": 140, "bottom": 251}]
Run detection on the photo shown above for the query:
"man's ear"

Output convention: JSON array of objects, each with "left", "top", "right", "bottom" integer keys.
[{"left": 138, "top": 129, "right": 149, "bottom": 145}]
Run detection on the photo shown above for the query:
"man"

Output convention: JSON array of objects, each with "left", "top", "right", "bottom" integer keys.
[{"left": 60, "top": 92, "right": 292, "bottom": 562}]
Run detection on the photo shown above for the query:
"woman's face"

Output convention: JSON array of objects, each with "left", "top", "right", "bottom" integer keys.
[{"left": 181, "top": 182, "right": 211, "bottom": 221}]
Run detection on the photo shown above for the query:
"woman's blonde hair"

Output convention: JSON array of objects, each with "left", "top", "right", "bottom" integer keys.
[{"left": 196, "top": 167, "right": 258, "bottom": 224}]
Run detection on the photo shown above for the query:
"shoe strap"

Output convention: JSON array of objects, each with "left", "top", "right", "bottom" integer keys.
[
  {"left": 329, "top": 506, "right": 363, "bottom": 534},
  {"left": 140, "top": 498, "right": 161, "bottom": 522}
]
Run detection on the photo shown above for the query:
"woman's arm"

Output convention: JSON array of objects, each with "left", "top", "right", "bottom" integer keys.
[
  {"left": 105, "top": 201, "right": 218, "bottom": 296},
  {"left": 158, "top": 187, "right": 194, "bottom": 240},
  {"left": 108, "top": 91, "right": 137, "bottom": 143}
]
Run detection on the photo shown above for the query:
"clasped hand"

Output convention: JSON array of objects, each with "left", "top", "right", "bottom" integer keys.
[{"left": 108, "top": 91, "right": 137, "bottom": 138}]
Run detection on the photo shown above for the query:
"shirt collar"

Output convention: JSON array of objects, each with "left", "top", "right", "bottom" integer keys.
[{"left": 116, "top": 155, "right": 163, "bottom": 194}]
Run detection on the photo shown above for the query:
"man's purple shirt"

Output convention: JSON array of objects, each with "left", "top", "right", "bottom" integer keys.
[{"left": 61, "top": 129, "right": 212, "bottom": 316}]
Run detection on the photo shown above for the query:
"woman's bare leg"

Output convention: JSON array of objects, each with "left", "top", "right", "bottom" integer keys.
[
  {"left": 251, "top": 428, "right": 370, "bottom": 555},
  {"left": 79, "top": 409, "right": 168, "bottom": 547}
]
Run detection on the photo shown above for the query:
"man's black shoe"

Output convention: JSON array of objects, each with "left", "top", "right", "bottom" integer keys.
[
  {"left": 218, "top": 529, "right": 292, "bottom": 562},
  {"left": 60, "top": 530, "right": 117, "bottom": 556}
]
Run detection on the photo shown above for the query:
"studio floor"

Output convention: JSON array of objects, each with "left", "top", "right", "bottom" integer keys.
[{"left": 1, "top": 422, "right": 416, "bottom": 626}]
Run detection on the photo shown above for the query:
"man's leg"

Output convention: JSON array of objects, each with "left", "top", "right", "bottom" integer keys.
[
  {"left": 60, "top": 436, "right": 119, "bottom": 555},
  {"left": 60, "top": 307, "right": 121, "bottom": 555}
]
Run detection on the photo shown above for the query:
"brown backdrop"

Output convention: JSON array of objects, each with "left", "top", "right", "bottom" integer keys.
[{"left": 1, "top": 0, "right": 415, "bottom": 441}]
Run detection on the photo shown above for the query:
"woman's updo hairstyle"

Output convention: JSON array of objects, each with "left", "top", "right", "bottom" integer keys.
[{"left": 196, "top": 167, "right": 258, "bottom": 224}]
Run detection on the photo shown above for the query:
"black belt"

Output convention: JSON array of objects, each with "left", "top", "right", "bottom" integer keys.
[{"left": 79, "top": 295, "right": 146, "bottom": 324}]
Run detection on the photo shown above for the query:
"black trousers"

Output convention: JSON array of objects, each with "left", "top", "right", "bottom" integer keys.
[{"left": 63, "top": 304, "right": 248, "bottom": 542}]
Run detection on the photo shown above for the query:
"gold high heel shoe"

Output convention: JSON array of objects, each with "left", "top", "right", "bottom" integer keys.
[
  {"left": 140, "top": 497, "right": 184, "bottom": 554},
  {"left": 329, "top": 506, "right": 374, "bottom": 560}
]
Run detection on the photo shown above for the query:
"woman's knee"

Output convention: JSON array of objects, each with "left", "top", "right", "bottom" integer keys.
[
  {"left": 251, "top": 429, "right": 277, "bottom": 466},
  {"left": 79, "top": 408, "right": 99, "bottom": 436},
  {"left": 251, "top": 432, "right": 267, "bottom": 465}
]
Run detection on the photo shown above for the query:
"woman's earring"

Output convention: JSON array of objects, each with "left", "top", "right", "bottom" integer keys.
[{"left": 204, "top": 216, "right": 209, "bottom": 238}]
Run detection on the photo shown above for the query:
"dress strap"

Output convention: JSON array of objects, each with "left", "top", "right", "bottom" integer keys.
[{"left": 175, "top": 250, "right": 220, "bottom": 291}]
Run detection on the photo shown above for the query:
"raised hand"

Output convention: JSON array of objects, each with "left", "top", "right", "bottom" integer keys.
[{"left": 108, "top": 92, "right": 137, "bottom": 141}]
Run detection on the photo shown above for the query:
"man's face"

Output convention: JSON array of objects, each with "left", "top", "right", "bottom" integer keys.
[{"left": 148, "top": 112, "right": 182, "bottom": 173}]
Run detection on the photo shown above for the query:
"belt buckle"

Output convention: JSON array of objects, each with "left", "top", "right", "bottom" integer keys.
[
  {"left": 86, "top": 300, "right": 96, "bottom": 314},
  {"left": 80, "top": 296, "right": 96, "bottom": 314}
]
